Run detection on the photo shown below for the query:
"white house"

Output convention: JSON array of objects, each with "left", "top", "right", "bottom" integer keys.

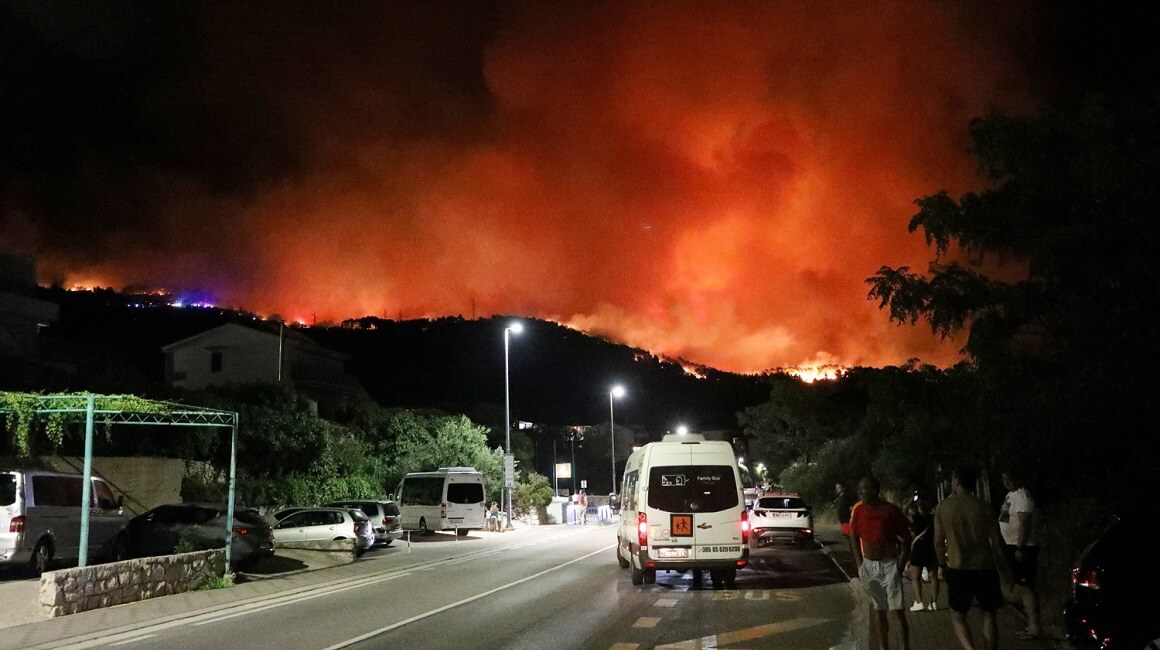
[{"left": 163, "top": 323, "right": 363, "bottom": 410}]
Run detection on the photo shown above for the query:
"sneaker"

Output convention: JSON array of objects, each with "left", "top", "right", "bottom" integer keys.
[
  {"left": 927, "top": 602, "right": 938, "bottom": 611},
  {"left": 910, "top": 601, "right": 926, "bottom": 612}
]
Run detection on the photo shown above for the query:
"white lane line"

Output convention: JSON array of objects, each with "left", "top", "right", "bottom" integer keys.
[
  {"left": 654, "top": 598, "right": 679, "bottom": 608},
  {"left": 322, "top": 543, "right": 616, "bottom": 650},
  {"left": 191, "top": 572, "right": 410, "bottom": 625},
  {"left": 107, "top": 635, "right": 156, "bottom": 646},
  {"left": 633, "top": 617, "right": 661, "bottom": 628},
  {"left": 39, "top": 573, "right": 412, "bottom": 649}
]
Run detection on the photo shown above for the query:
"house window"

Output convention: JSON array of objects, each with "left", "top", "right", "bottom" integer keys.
[{"left": 210, "top": 351, "right": 223, "bottom": 373}]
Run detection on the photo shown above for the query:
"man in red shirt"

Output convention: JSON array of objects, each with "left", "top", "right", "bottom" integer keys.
[{"left": 850, "top": 475, "right": 911, "bottom": 650}]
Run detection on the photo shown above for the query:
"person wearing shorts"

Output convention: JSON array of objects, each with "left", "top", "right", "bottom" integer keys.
[
  {"left": 1000, "top": 471, "right": 1041, "bottom": 639},
  {"left": 934, "top": 466, "right": 1008, "bottom": 650},
  {"left": 850, "top": 476, "right": 911, "bottom": 650}
]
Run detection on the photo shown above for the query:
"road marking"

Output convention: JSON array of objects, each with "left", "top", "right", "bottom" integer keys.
[
  {"left": 654, "top": 598, "right": 679, "bottom": 608},
  {"left": 107, "top": 635, "right": 156, "bottom": 646},
  {"left": 608, "top": 644, "right": 640, "bottom": 649},
  {"left": 191, "top": 572, "right": 410, "bottom": 625},
  {"left": 653, "top": 618, "right": 830, "bottom": 649},
  {"left": 321, "top": 543, "right": 616, "bottom": 649},
  {"left": 633, "top": 617, "right": 661, "bottom": 628}
]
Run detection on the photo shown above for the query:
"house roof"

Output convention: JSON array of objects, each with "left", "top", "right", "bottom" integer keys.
[{"left": 162, "top": 322, "right": 346, "bottom": 359}]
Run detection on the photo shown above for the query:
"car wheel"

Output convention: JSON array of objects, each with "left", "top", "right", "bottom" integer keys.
[
  {"left": 723, "top": 568, "right": 737, "bottom": 589},
  {"left": 456, "top": 528, "right": 470, "bottom": 537},
  {"left": 643, "top": 569, "right": 656, "bottom": 584},
  {"left": 113, "top": 535, "right": 130, "bottom": 562},
  {"left": 616, "top": 540, "right": 630, "bottom": 569},
  {"left": 30, "top": 540, "right": 53, "bottom": 575},
  {"left": 631, "top": 564, "right": 644, "bottom": 585},
  {"left": 419, "top": 518, "right": 431, "bottom": 536},
  {"left": 709, "top": 569, "right": 723, "bottom": 589}
]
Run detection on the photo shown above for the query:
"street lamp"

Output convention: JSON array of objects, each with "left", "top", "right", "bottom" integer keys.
[
  {"left": 676, "top": 424, "right": 689, "bottom": 436},
  {"left": 503, "top": 321, "right": 523, "bottom": 530},
  {"left": 609, "top": 385, "right": 625, "bottom": 494}
]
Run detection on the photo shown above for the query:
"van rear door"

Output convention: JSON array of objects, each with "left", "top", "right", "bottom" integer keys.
[{"left": 647, "top": 463, "right": 743, "bottom": 561}]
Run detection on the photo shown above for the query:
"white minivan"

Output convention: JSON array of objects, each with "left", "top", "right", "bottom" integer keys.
[
  {"left": 394, "top": 467, "right": 486, "bottom": 535},
  {"left": 615, "top": 434, "right": 749, "bottom": 588},
  {"left": 1, "top": 469, "right": 127, "bottom": 573}
]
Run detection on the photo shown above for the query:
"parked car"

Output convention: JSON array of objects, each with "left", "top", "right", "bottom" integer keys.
[
  {"left": 271, "top": 507, "right": 374, "bottom": 556},
  {"left": 1, "top": 469, "right": 128, "bottom": 574},
  {"left": 749, "top": 494, "right": 814, "bottom": 547},
  {"left": 115, "top": 503, "right": 275, "bottom": 571},
  {"left": 1064, "top": 513, "right": 1160, "bottom": 648},
  {"left": 324, "top": 500, "right": 403, "bottom": 546},
  {"left": 269, "top": 507, "right": 308, "bottom": 523}
]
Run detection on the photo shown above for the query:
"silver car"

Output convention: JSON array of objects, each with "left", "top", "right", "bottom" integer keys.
[
  {"left": 271, "top": 507, "right": 374, "bottom": 556},
  {"left": 324, "top": 500, "right": 403, "bottom": 547}
]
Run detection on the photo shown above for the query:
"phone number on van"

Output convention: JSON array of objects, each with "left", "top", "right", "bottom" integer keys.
[{"left": 701, "top": 545, "right": 741, "bottom": 553}]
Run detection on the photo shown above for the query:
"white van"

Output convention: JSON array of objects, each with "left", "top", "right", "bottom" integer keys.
[
  {"left": 1, "top": 469, "right": 127, "bottom": 573},
  {"left": 615, "top": 434, "right": 749, "bottom": 588},
  {"left": 394, "top": 467, "right": 486, "bottom": 535}
]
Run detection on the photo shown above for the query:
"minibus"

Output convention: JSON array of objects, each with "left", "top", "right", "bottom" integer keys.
[{"left": 394, "top": 467, "right": 486, "bottom": 535}]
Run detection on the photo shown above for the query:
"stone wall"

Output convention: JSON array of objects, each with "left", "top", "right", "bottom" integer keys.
[{"left": 39, "top": 549, "right": 225, "bottom": 617}]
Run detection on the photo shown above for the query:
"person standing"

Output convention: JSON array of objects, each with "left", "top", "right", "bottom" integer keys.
[
  {"left": 835, "top": 481, "right": 855, "bottom": 538},
  {"left": 934, "top": 466, "right": 1007, "bottom": 650},
  {"left": 905, "top": 495, "right": 941, "bottom": 611},
  {"left": 999, "top": 470, "right": 1041, "bottom": 640},
  {"left": 850, "top": 476, "right": 911, "bottom": 650},
  {"left": 578, "top": 490, "right": 588, "bottom": 525}
]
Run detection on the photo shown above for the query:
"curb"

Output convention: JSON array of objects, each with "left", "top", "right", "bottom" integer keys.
[{"left": 819, "top": 538, "right": 869, "bottom": 650}]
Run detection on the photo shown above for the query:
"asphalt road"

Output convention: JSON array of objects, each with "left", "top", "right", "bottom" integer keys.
[{"left": 0, "top": 525, "right": 858, "bottom": 649}]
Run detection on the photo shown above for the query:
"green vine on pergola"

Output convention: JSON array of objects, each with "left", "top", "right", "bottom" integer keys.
[{"left": 0, "top": 391, "right": 173, "bottom": 456}]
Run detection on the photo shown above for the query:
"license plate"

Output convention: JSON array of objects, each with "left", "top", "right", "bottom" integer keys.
[
  {"left": 774, "top": 512, "right": 795, "bottom": 518},
  {"left": 655, "top": 547, "right": 689, "bottom": 559}
]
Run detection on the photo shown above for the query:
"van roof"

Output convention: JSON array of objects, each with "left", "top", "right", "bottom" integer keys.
[{"left": 661, "top": 433, "right": 706, "bottom": 442}]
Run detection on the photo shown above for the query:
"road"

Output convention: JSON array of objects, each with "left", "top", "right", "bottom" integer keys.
[{"left": 1, "top": 525, "right": 858, "bottom": 649}]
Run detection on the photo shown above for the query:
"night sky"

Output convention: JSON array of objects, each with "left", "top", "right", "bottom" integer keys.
[{"left": 1, "top": 2, "right": 1152, "bottom": 373}]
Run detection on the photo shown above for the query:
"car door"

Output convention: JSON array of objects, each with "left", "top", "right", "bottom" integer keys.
[
  {"left": 135, "top": 505, "right": 184, "bottom": 556},
  {"left": 274, "top": 511, "right": 314, "bottom": 544}
]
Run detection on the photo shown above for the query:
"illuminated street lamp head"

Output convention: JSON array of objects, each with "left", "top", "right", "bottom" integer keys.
[
  {"left": 610, "top": 384, "right": 626, "bottom": 399},
  {"left": 507, "top": 321, "right": 524, "bottom": 334},
  {"left": 676, "top": 425, "right": 688, "bottom": 436}
]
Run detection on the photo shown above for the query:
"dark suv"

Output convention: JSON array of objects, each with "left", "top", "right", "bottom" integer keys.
[
  {"left": 1064, "top": 513, "right": 1160, "bottom": 648},
  {"left": 115, "top": 503, "right": 275, "bottom": 571}
]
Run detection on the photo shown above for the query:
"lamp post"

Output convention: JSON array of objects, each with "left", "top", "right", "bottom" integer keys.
[
  {"left": 503, "top": 321, "right": 523, "bottom": 530},
  {"left": 609, "top": 385, "right": 625, "bottom": 494}
]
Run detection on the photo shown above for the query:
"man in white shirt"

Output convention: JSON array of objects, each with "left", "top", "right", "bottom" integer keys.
[{"left": 999, "top": 471, "right": 1040, "bottom": 640}]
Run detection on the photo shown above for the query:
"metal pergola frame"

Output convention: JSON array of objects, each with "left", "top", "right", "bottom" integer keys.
[{"left": 0, "top": 392, "right": 240, "bottom": 570}]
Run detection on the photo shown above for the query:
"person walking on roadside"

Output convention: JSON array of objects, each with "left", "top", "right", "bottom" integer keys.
[
  {"left": 578, "top": 490, "right": 588, "bottom": 524},
  {"left": 999, "top": 470, "right": 1041, "bottom": 640},
  {"left": 850, "top": 476, "right": 912, "bottom": 650},
  {"left": 934, "top": 466, "right": 1008, "bottom": 650},
  {"left": 835, "top": 481, "right": 855, "bottom": 538},
  {"left": 905, "top": 493, "right": 941, "bottom": 612}
]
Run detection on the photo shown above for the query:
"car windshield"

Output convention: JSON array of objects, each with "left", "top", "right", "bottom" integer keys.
[
  {"left": 647, "top": 465, "right": 738, "bottom": 513},
  {"left": 757, "top": 496, "right": 807, "bottom": 510}
]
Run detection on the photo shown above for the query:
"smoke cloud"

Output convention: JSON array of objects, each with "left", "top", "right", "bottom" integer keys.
[{"left": 1, "top": 2, "right": 1040, "bottom": 372}]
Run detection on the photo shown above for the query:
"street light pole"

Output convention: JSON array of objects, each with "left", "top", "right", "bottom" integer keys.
[
  {"left": 609, "top": 385, "right": 625, "bottom": 495},
  {"left": 503, "top": 322, "right": 523, "bottom": 530}
]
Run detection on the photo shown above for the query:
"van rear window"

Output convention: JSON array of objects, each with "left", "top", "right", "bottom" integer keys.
[
  {"left": 647, "top": 465, "right": 738, "bottom": 513},
  {"left": 447, "top": 483, "right": 484, "bottom": 504},
  {"left": 1, "top": 473, "right": 15, "bottom": 506}
]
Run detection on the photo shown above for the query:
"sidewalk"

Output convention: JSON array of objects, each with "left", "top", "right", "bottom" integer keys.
[{"left": 817, "top": 524, "right": 1068, "bottom": 649}]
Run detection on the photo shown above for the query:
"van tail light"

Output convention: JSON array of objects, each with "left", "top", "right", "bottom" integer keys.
[
  {"left": 9, "top": 515, "right": 24, "bottom": 533},
  {"left": 441, "top": 502, "right": 448, "bottom": 519},
  {"left": 637, "top": 512, "right": 648, "bottom": 548},
  {"left": 1072, "top": 565, "right": 1102, "bottom": 591},
  {"left": 740, "top": 510, "right": 750, "bottom": 545},
  {"left": 232, "top": 526, "right": 249, "bottom": 536}
]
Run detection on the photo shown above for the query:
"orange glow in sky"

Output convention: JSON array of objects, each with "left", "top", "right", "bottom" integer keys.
[{"left": 7, "top": 4, "right": 1036, "bottom": 373}]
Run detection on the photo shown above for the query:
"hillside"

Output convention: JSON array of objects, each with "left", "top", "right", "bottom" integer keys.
[{"left": 25, "top": 288, "right": 771, "bottom": 434}]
